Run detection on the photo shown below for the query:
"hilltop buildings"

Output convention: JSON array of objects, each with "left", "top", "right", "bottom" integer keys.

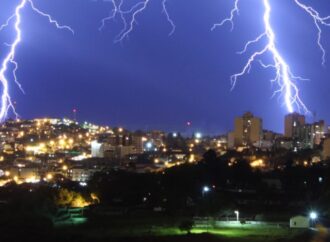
[{"left": 0, "top": 111, "right": 329, "bottom": 186}]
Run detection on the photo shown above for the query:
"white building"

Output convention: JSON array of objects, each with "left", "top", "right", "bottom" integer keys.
[
  {"left": 91, "top": 140, "right": 137, "bottom": 159},
  {"left": 91, "top": 140, "right": 113, "bottom": 158},
  {"left": 69, "top": 167, "right": 100, "bottom": 182},
  {"left": 289, "top": 215, "right": 309, "bottom": 228}
]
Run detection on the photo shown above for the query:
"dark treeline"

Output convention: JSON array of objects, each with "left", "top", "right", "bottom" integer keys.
[
  {"left": 0, "top": 149, "right": 329, "bottom": 241},
  {"left": 89, "top": 149, "right": 330, "bottom": 219}
]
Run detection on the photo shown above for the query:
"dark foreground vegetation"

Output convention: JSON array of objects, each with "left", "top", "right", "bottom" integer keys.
[{"left": 0, "top": 149, "right": 330, "bottom": 241}]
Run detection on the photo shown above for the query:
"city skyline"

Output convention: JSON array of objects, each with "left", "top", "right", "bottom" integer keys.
[
  {"left": 8, "top": 111, "right": 327, "bottom": 139},
  {"left": 2, "top": 1, "right": 330, "bottom": 240},
  {"left": 1, "top": 0, "right": 330, "bottom": 134}
]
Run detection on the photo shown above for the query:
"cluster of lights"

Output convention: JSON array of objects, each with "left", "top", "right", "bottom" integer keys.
[{"left": 250, "top": 159, "right": 265, "bottom": 168}]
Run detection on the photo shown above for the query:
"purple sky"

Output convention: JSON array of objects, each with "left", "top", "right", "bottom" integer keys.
[{"left": 1, "top": 0, "right": 330, "bottom": 134}]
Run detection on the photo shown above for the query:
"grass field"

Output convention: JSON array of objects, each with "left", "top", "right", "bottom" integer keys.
[{"left": 56, "top": 221, "right": 311, "bottom": 242}]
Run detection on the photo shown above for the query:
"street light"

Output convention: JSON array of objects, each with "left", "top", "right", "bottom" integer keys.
[
  {"left": 234, "top": 210, "right": 239, "bottom": 222},
  {"left": 146, "top": 142, "right": 153, "bottom": 149},
  {"left": 309, "top": 211, "right": 318, "bottom": 227},
  {"left": 195, "top": 132, "right": 202, "bottom": 139},
  {"left": 46, "top": 173, "right": 53, "bottom": 180},
  {"left": 203, "top": 186, "right": 210, "bottom": 193},
  {"left": 310, "top": 211, "right": 317, "bottom": 220},
  {"left": 202, "top": 186, "right": 210, "bottom": 197}
]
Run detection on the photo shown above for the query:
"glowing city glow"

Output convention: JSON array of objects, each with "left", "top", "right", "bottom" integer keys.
[
  {"left": 213, "top": 0, "right": 330, "bottom": 114},
  {"left": 100, "top": 0, "right": 175, "bottom": 42},
  {"left": 0, "top": 0, "right": 73, "bottom": 122}
]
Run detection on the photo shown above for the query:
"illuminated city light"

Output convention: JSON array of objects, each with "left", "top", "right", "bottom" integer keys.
[
  {"left": 79, "top": 182, "right": 87, "bottom": 187},
  {"left": 146, "top": 142, "right": 153, "bottom": 149},
  {"left": 195, "top": 132, "right": 202, "bottom": 139},
  {"left": 310, "top": 211, "right": 318, "bottom": 220},
  {"left": 250, "top": 159, "right": 265, "bottom": 168},
  {"left": 26, "top": 176, "right": 40, "bottom": 183},
  {"left": 188, "top": 154, "right": 195, "bottom": 163},
  {"left": 46, "top": 173, "right": 53, "bottom": 180},
  {"left": 203, "top": 186, "right": 210, "bottom": 193},
  {"left": 91, "top": 193, "right": 100, "bottom": 203}
]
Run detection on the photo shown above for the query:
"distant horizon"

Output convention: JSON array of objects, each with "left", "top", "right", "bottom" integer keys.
[{"left": 8, "top": 110, "right": 328, "bottom": 137}]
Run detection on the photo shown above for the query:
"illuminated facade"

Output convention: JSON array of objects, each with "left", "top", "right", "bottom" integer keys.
[
  {"left": 322, "top": 137, "right": 330, "bottom": 159},
  {"left": 311, "top": 120, "right": 326, "bottom": 146},
  {"left": 284, "top": 113, "right": 305, "bottom": 138},
  {"left": 233, "top": 112, "right": 262, "bottom": 147}
]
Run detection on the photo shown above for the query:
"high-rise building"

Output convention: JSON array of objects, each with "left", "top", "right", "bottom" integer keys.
[
  {"left": 284, "top": 113, "right": 325, "bottom": 150},
  {"left": 301, "top": 120, "right": 326, "bottom": 148},
  {"left": 233, "top": 112, "right": 262, "bottom": 147},
  {"left": 227, "top": 131, "right": 235, "bottom": 149},
  {"left": 322, "top": 137, "right": 330, "bottom": 159},
  {"left": 311, "top": 120, "right": 326, "bottom": 146},
  {"left": 284, "top": 113, "right": 305, "bottom": 138},
  {"left": 132, "top": 134, "right": 145, "bottom": 154}
]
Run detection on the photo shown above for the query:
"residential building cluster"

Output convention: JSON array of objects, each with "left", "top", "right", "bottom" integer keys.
[
  {"left": 0, "top": 112, "right": 329, "bottom": 186},
  {"left": 228, "top": 112, "right": 330, "bottom": 161},
  {"left": 0, "top": 118, "right": 225, "bottom": 185}
]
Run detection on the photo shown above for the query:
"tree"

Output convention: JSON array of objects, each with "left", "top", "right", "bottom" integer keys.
[
  {"left": 203, "top": 149, "right": 217, "bottom": 163},
  {"left": 55, "top": 188, "right": 73, "bottom": 207},
  {"left": 179, "top": 220, "right": 194, "bottom": 234},
  {"left": 55, "top": 188, "right": 89, "bottom": 208}
]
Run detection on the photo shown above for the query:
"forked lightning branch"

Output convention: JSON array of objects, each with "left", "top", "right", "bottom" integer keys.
[{"left": 0, "top": 0, "right": 73, "bottom": 121}]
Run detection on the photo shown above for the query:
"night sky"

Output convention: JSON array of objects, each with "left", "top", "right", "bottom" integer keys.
[{"left": 1, "top": 0, "right": 330, "bottom": 134}]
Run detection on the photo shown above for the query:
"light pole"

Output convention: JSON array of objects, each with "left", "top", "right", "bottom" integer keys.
[
  {"left": 202, "top": 186, "right": 211, "bottom": 231},
  {"left": 309, "top": 211, "right": 318, "bottom": 227},
  {"left": 234, "top": 210, "right": 239, "bottom": 222},
  {"left": 202, "top": 186, "right": 210, "bottom": 197}
]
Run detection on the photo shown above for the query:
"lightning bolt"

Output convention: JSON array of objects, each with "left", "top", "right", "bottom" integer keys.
[
  {"left": 100, "top": 0, "right": 175, "bottom": 42},
  {"left": 214, "top": 0, "right": 330, "bottom": 114},
  {"left": 162, "top": 0, "right": 176, "bottom": 36},
  {"left": 211, "top": 0, "right": 239, "bottom": 32},
  {"left": 294, "top": 0, "right": 330, "bottom": 66},
  {"left": 0, "top": 0, "right": 73, "bottom": 122}
]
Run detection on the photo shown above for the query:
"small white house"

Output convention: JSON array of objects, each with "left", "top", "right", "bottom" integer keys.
[{"left": 290, "top": 215, "right": 309, "bottom": 228}]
